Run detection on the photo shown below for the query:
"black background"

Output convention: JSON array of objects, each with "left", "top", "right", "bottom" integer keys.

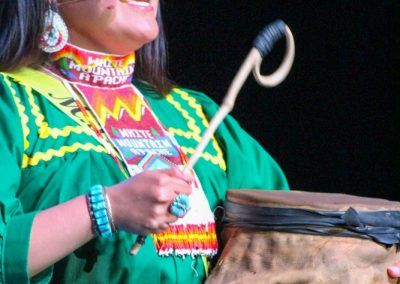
[{"left": 163, "top": 1, "right": 399, "bottom": 199}]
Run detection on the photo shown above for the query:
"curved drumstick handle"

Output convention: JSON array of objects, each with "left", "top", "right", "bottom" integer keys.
[
  {"left": 184, "top": 20, "right": 295, "bottom": 171},
  {"left": 253, "top": 20, "right": 295, "bottom": 87}
]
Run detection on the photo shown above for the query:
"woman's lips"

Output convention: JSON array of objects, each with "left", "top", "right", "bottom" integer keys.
[{"left": 120, "top": 0, "right": 153, "bottom": 10}]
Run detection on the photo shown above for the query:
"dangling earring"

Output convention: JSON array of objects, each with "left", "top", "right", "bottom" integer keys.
[{"left": 40, "top": 0, "right": 69, "bottom": 53}]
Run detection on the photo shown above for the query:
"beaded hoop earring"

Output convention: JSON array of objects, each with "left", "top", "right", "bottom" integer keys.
[{"left": 39, "top": 0, "right": 69, "bottom": 53}]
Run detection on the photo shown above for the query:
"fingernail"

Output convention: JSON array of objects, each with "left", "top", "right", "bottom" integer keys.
[{"left": 388, "top": 266, "right": 400, "bottom": 277}]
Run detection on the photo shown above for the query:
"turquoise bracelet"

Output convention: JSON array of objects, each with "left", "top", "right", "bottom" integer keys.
[{"left": 87, "top": 185, "right": 114, "bottom": 238}]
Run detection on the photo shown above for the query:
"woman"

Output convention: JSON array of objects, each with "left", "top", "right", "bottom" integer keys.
[{"left": 0, "top": 0, "right": 289, "bottom": 283}]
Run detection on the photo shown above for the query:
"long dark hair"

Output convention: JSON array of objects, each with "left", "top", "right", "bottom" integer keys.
[
  {"left": 0, "top": 0, "right": 173, "bottom": 95},
  {"left": 0, "top": 1, "right": 45, "bottom": 71},
  {"left": 135, "top": 1, "right": 174, "bottom": 95}
]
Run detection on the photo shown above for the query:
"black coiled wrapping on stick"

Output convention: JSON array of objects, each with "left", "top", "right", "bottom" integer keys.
[{"left": 253, "top": 19, "right": 286, "bottom": 57}]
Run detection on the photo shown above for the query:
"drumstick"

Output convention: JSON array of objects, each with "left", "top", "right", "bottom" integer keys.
[
  {"left": 184, "top": 19, "right": 295, "bottom": 171},
  {"left": 130, "top": 19, "right": 295, "bottom": 256}
]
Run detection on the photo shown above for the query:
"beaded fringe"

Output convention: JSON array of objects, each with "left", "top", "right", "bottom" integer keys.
[{"left": 152, "top": 222, "right": 218, "bottom": 258}]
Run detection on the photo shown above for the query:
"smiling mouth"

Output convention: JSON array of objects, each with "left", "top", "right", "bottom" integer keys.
[{"left": 120, "top": 0, "right": 151, "bottom": 6}]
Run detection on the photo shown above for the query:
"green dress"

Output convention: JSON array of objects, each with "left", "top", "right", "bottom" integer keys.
[{"left": 0, "top": 68, "right": 289, "bottom": 284}]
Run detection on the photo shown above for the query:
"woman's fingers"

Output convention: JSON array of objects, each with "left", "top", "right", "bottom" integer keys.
[
  {"left": 163, "top": 167, "right": 194, "bottom": 183},
  {"left": 161, "top": 167, "right": 194, "bottom": 195},
  {"left": 107, "top": 167, "right": 193, "bottom": 234},
  {"left": 140, "top": 212, "right": 177, "bottom": 234}
]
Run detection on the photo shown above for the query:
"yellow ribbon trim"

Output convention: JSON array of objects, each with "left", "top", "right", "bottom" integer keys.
[
  {"left": 2, "top": 67, "right": 91, "bottom": 130},
  {"left": 23, "top": 142, "right": 107, "bottom": 167},
  {"left": 24, "top": 84, "right": 92, "bottom": 139},
  {"left": 2, "top": 68, "right": 121, "bottom": 168},
  {"left": 1, "top": 75, "right": 32, "bottom": 167},
  {"left": 167, "top": 88, "right": 226, "bottom": 171},
  {"left": 2, "top": 75, "right": 30, "bottom": 151}
]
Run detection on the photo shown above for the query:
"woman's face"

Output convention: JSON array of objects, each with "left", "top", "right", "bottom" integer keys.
[{"left": 58, "top": 0, "right": 159, "bottom": 54}]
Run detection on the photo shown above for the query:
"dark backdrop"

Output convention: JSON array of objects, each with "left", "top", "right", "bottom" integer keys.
[{"left": 163, "top": 1, "right": 399, "bottom": 199}]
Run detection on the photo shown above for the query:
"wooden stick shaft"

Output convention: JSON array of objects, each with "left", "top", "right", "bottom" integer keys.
[{"left": 184, "top": 49, "right": 260, "bottom": 171}]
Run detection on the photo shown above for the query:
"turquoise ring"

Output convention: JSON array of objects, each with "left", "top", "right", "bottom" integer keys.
[{"left": 169, "top": 194, "right": 191, "bottom": 217}]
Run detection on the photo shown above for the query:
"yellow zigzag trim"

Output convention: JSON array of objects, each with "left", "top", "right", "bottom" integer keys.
[
  {"left": 167, "top": 89, "right": 226, "bottom": 171},
  {"left": 25, "top": 85, "right": 92, "bottom": 139},
  {"left": 181, "top": 146, "right": 226, "bottom": 170},
  {"left": 4, "top": 76, "right": 30, "bottom": 151},
  {"left": 176, "top": 90, "right": 227, "bottom": 170},
  {"left": 23, "top": 142, "right": 106, "bottom": 168},
  {"left": 3, "top": 76, "right": 31, "bottom": 166},
  {"left": 166, "top": 93, "right": 200, "bottom": 141},
  {"left": 177, "top": 90, "right": 210, "bottom": 131}
]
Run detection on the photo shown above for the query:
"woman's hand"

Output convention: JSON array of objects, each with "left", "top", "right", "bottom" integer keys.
[
  {"left": 107, "top": 167, "right": 193, "bottom": 235},
  {"left": 387, "top": 263, "right": 400, "bottom": 279}
]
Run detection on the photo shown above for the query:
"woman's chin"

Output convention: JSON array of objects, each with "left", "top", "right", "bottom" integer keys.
[
  {"left": 69, "top": 29, "right": 159, "bottom": 54},
  {"left": 122, "top": 28, "right": 160, "bottom": 51}
]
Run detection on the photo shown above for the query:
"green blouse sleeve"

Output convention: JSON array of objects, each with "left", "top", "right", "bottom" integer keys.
[
  {"left": 185, "top": 88, "right": 289, "bottom": 191},
  {"left": 0, "top": 74, "right": 47, "bottom": 284}
]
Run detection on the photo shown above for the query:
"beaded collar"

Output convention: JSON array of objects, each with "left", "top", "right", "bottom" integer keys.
[{"left": 45, "top": 43, "right": 136, "bottom": 88}]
